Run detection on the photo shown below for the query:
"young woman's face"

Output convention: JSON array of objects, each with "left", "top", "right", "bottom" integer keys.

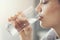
[{"left": 36, "top": 0, "right": 60, "bottom": 28}]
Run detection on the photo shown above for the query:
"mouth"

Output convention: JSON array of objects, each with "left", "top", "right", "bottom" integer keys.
[
  {"left": 38, "top": 16, "right": 43, "bottom": 21},
  {"left": 38, "top": 12, "right": 43, "bottom": 21}
]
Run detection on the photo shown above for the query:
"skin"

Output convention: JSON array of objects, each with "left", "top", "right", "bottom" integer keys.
[
  {"left": 8, "top": 0, "right": 60, "bottom": 40},
  {"left": 36, "top": 0, "right": 60, "bottom": 37},
  {"left": 8, "top": 12, "right": 32, "bottom": 40}
]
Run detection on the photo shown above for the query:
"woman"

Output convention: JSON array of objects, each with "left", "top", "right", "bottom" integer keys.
[{"left": 8, "top": 0, "right": 60, "bottom": 40}]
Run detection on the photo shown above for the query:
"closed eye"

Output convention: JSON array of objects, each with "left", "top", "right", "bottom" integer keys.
[{"left": 40, "top": 0, "right": 49, "bottom": 4}]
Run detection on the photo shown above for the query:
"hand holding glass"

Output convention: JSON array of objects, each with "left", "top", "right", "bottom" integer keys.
[{"left": 7, "top": 6, "right": 40, "bottom": 36}]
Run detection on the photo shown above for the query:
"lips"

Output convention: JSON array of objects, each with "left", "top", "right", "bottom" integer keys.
[
  {"left": 38, "top": 16, "right": 43, "bottom": 21},
  {"left": 38, "top": 12, "right": 43, "bottom": 20}
]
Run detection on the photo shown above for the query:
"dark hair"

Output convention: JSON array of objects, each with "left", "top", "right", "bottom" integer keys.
[{"left": 58, "top": 0, "right": 60, "bottom": 3}]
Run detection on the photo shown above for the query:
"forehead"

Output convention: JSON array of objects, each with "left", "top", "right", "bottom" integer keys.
[
  {"left": 39, "top": 0, "right": 58, "bottom": 1},
  {"left": 40, "top": 0, "right": 48, "bottom": 1},
  {"left": 39, "top": 0, "right": 58, "bottom": 3},
  {"left": 40, "top": 0, "right": 49, "bottom": 3}
]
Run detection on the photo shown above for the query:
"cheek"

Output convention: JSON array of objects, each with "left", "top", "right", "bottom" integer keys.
[
  {"left": 40, "top": 16, "right": 59, "bottom": 28},
  {"left": 40, "top": 4, "right": 60, "bottom": 28},
  {"left": 44, "top": 9, "right": 60, "bottom": 26}
]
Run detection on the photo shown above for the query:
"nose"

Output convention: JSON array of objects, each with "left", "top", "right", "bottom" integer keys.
[{"left": 35, "top": 3, "right": 42, "bottom": 13}]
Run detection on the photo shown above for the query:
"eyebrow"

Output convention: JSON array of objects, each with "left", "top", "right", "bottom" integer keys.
[
  {"left": 40, "top": 0, "right": 45, "bottom": 3},
  {"left": 58, "top": 0, "right": 60, "bottom": 4},
  {"left": 40, "top": 0, "right": 49, "bottom": 3},
  {"left": 40, "top": 0, "right": 43, "bottom": 3},
  {"left": 40, "top": 0, "right": 48, "bottom": 2},
  {"left": 40, "top": 0, "right": 42, "bottom": 3}
]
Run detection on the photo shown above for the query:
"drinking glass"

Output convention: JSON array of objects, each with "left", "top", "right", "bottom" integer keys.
[{"left": 6, "top": 6, "right": 40, "bottom": 36}]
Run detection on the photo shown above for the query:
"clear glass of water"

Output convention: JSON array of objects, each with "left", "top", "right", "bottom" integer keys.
[{"left": 6, "top": 6, "right": 40, "bottom": 36}]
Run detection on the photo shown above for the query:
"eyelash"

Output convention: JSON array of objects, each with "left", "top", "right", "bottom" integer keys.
[
  {"left": 43, "top": 1, "right": 48, "bottom": 4},
  {"left": 41, "top": 1, "right": 48, "bottom": 4}
]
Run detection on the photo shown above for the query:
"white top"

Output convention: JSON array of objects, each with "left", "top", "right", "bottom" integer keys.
[{"left": 40, "top": 28, "right": 60, "bottom": 40}]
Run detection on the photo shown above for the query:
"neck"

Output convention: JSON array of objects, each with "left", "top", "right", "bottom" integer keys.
[{"left": 53, "top": 25, "right": 60, "bottom": 37}]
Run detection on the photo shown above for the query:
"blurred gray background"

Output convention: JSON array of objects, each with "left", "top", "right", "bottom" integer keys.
[{"left": 0, "top": 0, "right": 49, "bottom": 40}]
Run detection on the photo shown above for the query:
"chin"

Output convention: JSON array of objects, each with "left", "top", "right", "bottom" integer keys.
[{"left": 40, "top": 21, "right": 51, "bottom": 29}]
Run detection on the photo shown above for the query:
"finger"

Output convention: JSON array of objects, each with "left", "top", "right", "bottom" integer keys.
[
  {"left": 16, "top": 12, "right": 25, "bottom": 17},
  {"left": 8, "top": 12, "right": 22, "bottom": 22},
  {"left": 25, "top": 26, "right": 32, "bottom": 32},
  {"left": 8, "top": 17, "right": 14, "bottom": 22},
  {"left": 8, "top": 15, "right": 17, "bottom": 22},
  {"left": 24, "top": 26, "right": 32, "bottom": 35},
  {"left": 15, "top": 12, "right": 21, "bottom": 17},
  {"left": 20, "top": 30, "right": 26, "bottom": 37},
  {"left": 15, "top": 18, "right": 29, "bottom": 31}
]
